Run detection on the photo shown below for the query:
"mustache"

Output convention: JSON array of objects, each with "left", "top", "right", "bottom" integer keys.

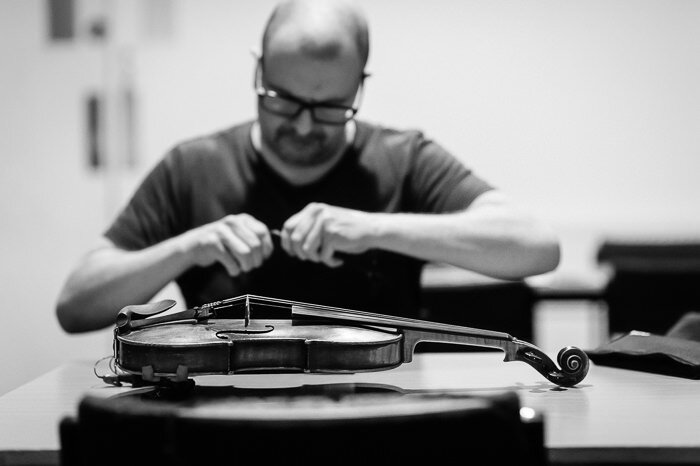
[{"left": 276, "top": 126, "right": 326, "bottom": 145}]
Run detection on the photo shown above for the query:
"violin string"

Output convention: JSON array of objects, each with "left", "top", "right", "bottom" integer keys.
[
  {"left": 198, "top": 294, "right": 511, "bottom": 340},
  {"left": 247, "top": 294, "right": 450, "bottom": 327},
  {"left": 200, "top": 290, "right": 477, "bottom": 330},
  {"left": 246, "top": 294, "right": 512, "bottom": 339}
]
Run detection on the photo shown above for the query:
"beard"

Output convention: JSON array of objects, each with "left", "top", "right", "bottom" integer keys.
[{"left": 267, "top": 124, "right": 343, "bottom": 168}]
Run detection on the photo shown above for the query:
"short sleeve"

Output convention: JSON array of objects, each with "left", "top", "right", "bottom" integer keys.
[
  {"left": 104, "top": 148, "right": 185, "bottom": 250},
  {"left": 406, "top": 134, "right": 493, "bottom": 213}
]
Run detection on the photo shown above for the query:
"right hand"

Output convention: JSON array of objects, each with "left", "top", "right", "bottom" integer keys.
[{"left": 181, "top": 214, "right": 274, "bottom": 276}]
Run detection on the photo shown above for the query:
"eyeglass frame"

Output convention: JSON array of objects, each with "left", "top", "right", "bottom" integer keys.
[{"left": 253, "top": 58, "right": 369, "bottom": 125}]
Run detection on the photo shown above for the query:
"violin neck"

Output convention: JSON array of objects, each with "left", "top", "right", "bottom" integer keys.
[{"left": 289, "top": 303, "right": 515, "bottom": 352}]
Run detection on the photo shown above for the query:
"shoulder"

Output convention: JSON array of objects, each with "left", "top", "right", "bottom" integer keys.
[
  {"left": 171, "top": 122, "right": 253, "bottom": 161},
  {"left": 156, "top": 122, "right": 254, "bottom": 179},
  {"left": 354, "top": 120, "right": 457, "bottom": 174},
  {"left": 355, "top": 120, "right": 428, "bottom": 152},
  {"left": 355, "top": 120, "right": 452, "bottom": 165},
  {"left": 133, "top": 122, "right": 254, "bottom": 196}
]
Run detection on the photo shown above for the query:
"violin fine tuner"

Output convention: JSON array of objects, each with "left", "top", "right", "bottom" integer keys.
[{"left": 111, "top": 294, "right": 590, "bottom": 388}]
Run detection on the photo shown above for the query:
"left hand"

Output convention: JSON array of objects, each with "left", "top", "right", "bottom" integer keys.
[{"left": 280, "top": 203, "right": 376, "bottom": 267}]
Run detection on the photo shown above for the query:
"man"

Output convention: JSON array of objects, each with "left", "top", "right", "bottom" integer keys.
[{"left": 56, "top": 0, "right": 560, "bottom": 333}]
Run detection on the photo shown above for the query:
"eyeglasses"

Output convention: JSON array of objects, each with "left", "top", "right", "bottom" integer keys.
[{"left": 254, "top": 61, "right": 366, "bottom": 125}]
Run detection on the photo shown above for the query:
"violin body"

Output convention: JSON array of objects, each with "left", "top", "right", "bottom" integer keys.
[
  {"left": 112, "top": 294, "right": 590, "bottom": 387},
  {"left": 116, "top": 320, "right": 403, "bottom": 376}
]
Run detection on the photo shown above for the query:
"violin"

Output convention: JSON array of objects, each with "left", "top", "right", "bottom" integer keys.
[{"left": 112, "top": 294, "right": 589, "bottom": 387}]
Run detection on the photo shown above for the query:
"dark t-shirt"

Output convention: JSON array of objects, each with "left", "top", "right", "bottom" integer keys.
[{"left": 105, "top": 120, "right": 493, "bottom": 316}]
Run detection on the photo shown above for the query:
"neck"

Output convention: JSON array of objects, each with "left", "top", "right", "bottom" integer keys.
[{"left": 251, "top": 121, "right": 356, "bottom": 186}]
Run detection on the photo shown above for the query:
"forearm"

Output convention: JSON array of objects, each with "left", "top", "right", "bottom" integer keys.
[
  {"left": 56, "top": 236, "right": 193, "bottom": 333},
  {"left": 370, "top": 193, "right": 561, "bottom": 280}
]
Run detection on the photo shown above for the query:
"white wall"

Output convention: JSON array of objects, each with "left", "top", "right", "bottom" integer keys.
[
  {"left": 1, "top": 0, "right": 698, "bottom": 394},
  {"left": 0, "top": 0, "right": 114, "bottom": 396}
]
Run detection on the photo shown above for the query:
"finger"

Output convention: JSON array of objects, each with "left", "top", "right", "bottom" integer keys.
[
  {"left": 282, "top": 211, "right": 313, "bottom": 260},
  {"left": 290, "top": 217, "right": 319, "bottom": 261},
  {"left": 228, "top": 222, "right": 265, "bottom": 267},
  {"left": 219, "top": 227, "right": 255, "bottom": 272},
  {"left": 295, "top": 204, "right": 328, "bottom": 261},
  {"left": 320, "top": 236, "right": 344, "bottom": 268},
  {"left": 289, "top": 226, "right": 308, "bottom": 260},
  {"left": 261, "top": 229, "right": 274, "bottom": 258},
  {"left": 280, "top": 214, "right": 301, "bottom": 257},
  {"left": 280, "top": 227, "right": 292, "bottom": 257},
  {"left": 238, "top": 215, "right": 274, "bottom": 259},
  {"left": 213, "top": 242, "right": 241, "bottom": 276},
  {"left": 302, "top": 215, "right": 325, "bottom": 262}
]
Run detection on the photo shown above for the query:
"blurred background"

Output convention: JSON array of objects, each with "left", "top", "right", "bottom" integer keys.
[{"left": 1, "top": 0, "right": 698, "bottom": 395}]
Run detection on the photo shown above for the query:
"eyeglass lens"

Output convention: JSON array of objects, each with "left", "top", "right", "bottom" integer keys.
[{"left": 259, "top": 94, "right": 353, "bottom": 124}]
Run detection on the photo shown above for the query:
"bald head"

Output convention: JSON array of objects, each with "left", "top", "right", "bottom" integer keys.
[{"left": 261, "top": 0, "right": 369, "bottom": 72}]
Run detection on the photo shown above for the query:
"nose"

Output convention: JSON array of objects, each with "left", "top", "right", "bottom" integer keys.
[{"left": 291, "top": 107, "right": 314, "bottom": 136}]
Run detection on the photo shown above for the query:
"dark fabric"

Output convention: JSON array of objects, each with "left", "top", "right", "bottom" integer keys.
[
  {"left": 61, "top": 390, "right": 546, "bottom": 466},
  {"left": 667, "top": 311, "right": 700, "bottom": 341},
  {"left": 105, "top": 120, "right": 493, "bottom": 316},
  {"left": 586, "top": 312, "right": 700, "bottom": 379}
]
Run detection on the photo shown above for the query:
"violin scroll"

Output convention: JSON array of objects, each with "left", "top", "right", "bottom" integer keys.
[
  {"left": 557, "top": 346, "right": 589, "bottom": 378},
  {"left": 508, "top": 341, "right": 589, "bottom": 387}
]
